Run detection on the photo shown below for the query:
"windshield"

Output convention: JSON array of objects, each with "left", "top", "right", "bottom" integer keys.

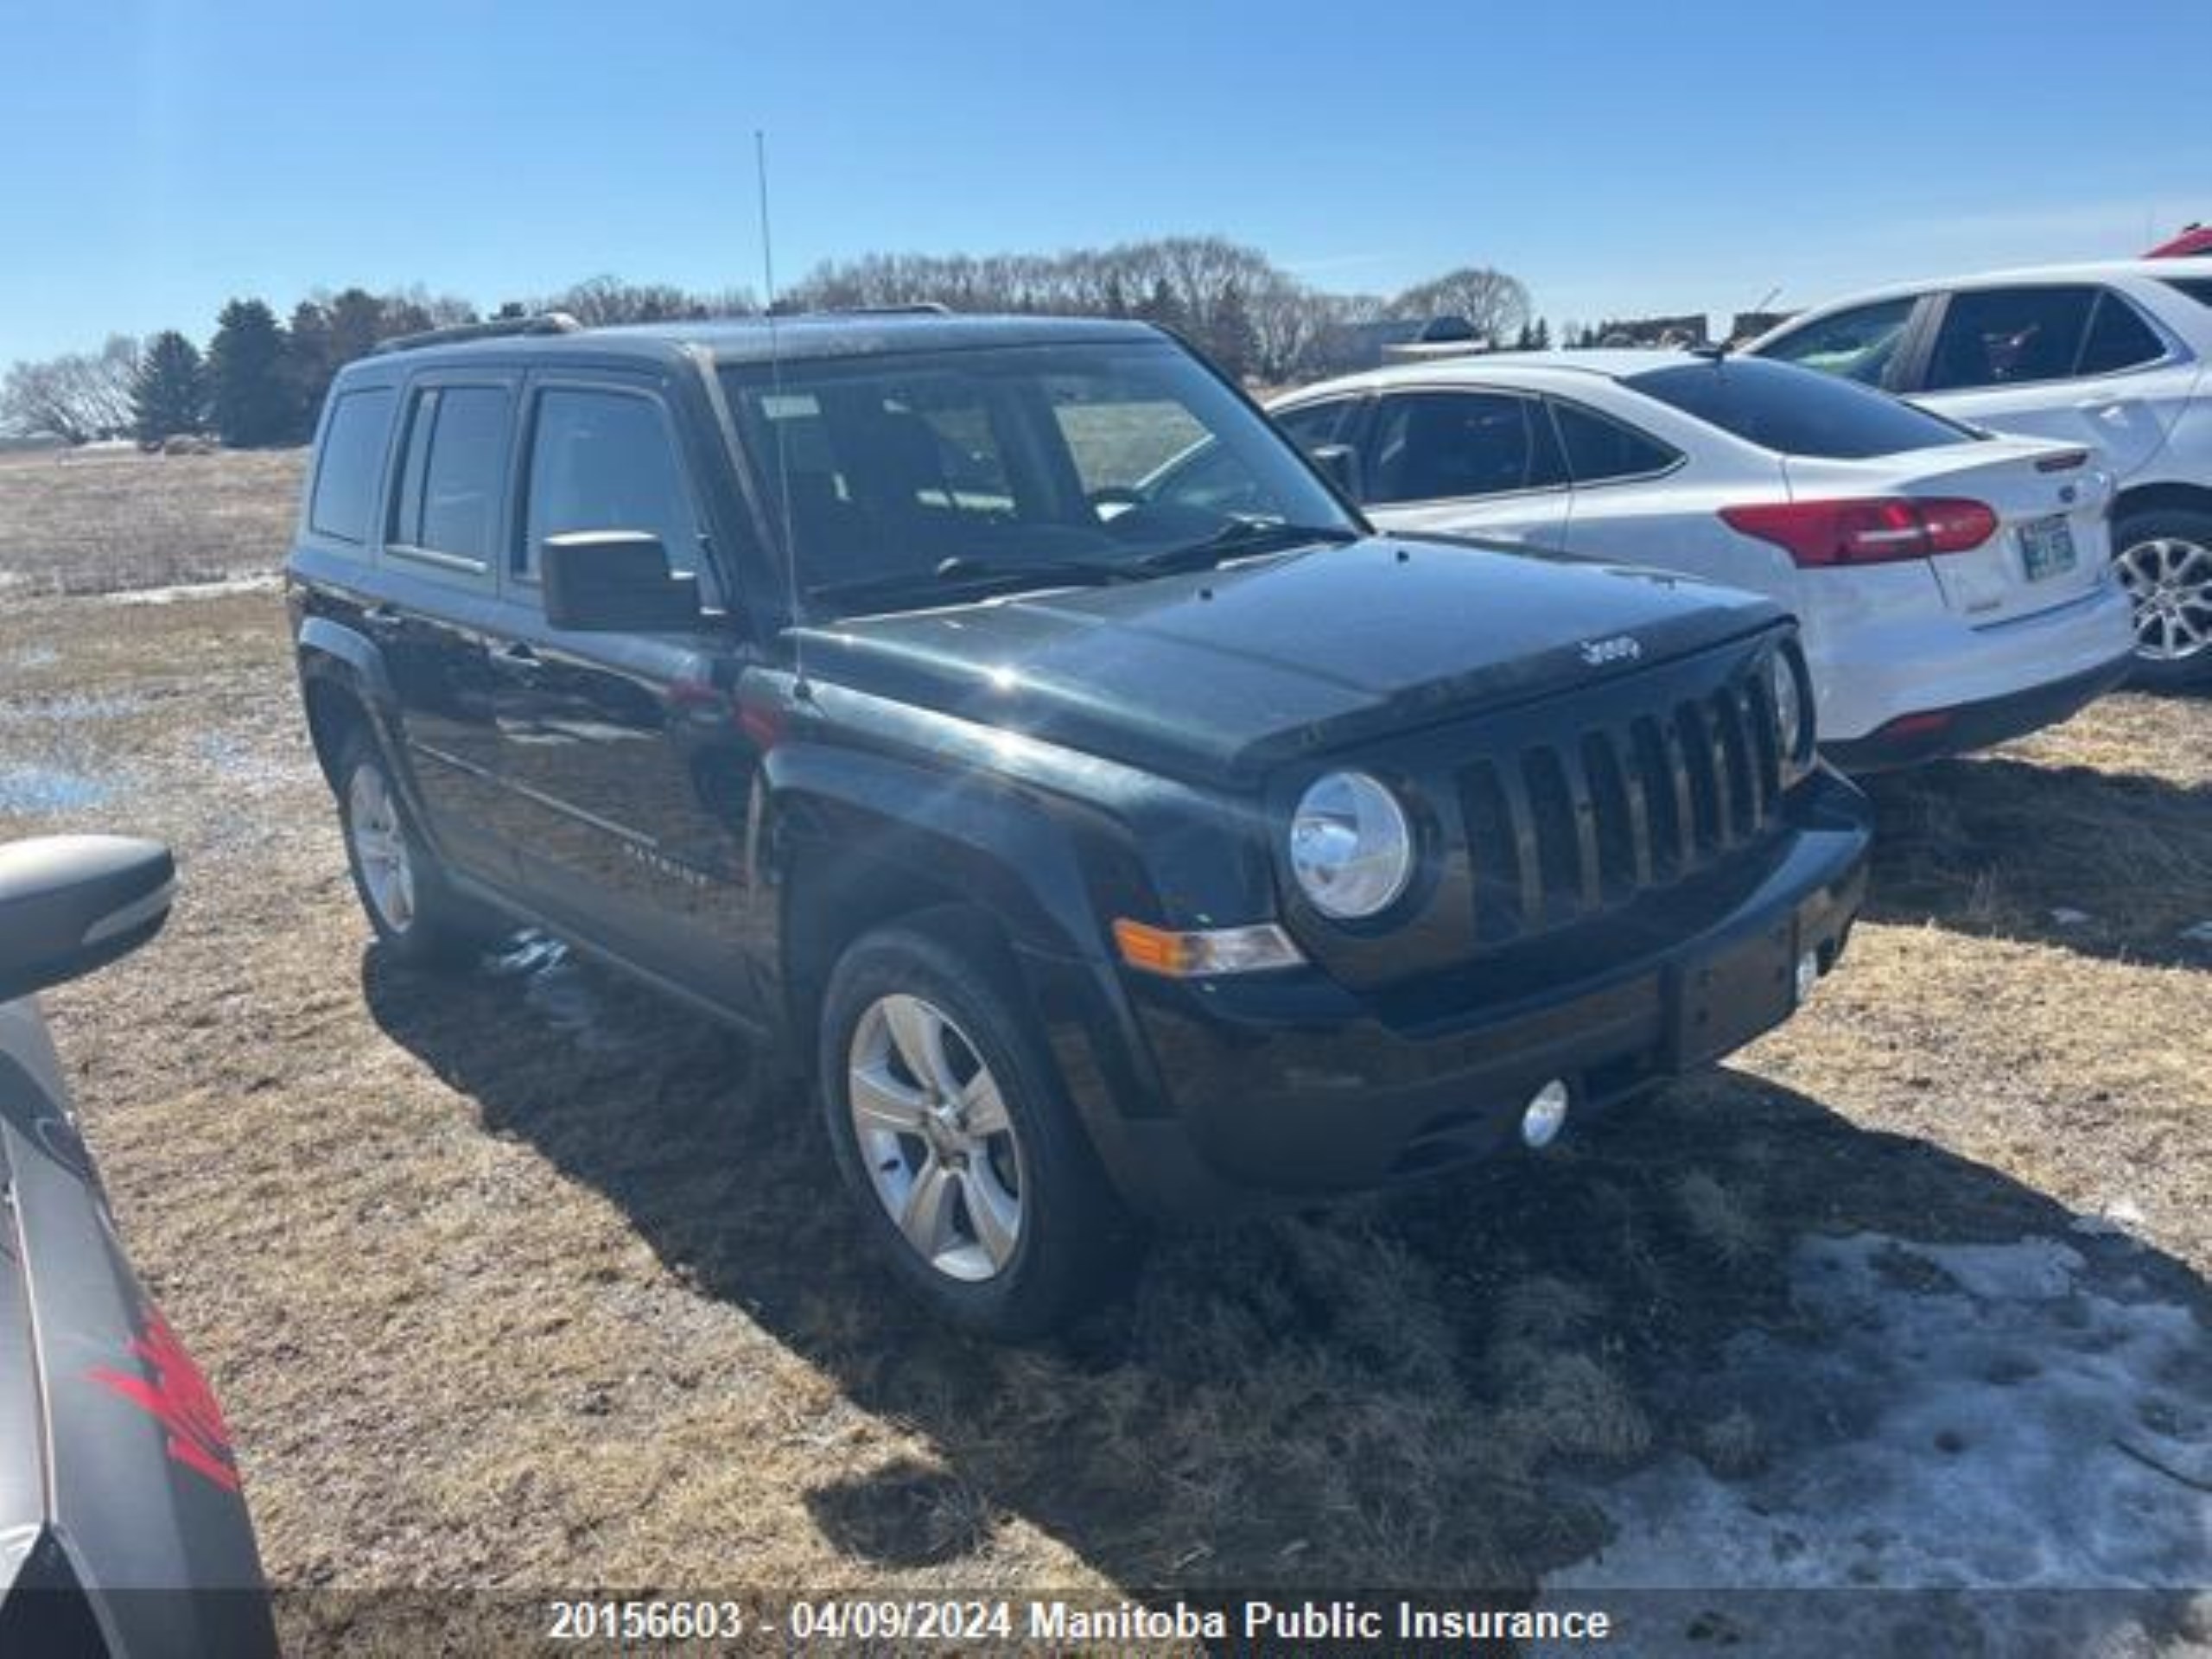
[
  {"left": 1625, "top": 357, "right": 1978, "bottom": 459},
  {"left": 720, "top": 340, "right": 1358, "bottom": 615}
]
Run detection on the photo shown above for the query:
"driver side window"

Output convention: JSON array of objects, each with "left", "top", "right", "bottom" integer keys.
[{"left": 521, "top": 387, "right": 711, "bottom": 600}]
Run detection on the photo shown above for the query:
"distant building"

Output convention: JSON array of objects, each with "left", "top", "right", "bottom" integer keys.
[
  {"left": 1728, "top": 309, "right": 1796, "bottom": 344},
  {"left": 1593, "top": 313, "right": 1711, "bottom": 348},
  {"left": 1341, "top": 315, "right": 1488, "bottom": 370}
]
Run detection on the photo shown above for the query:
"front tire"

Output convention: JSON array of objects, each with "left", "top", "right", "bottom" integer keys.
[
  {"left": 818, "top": 918, "right": 1139, "bottom": 1338},
  {"left": 335, "top": 732, "right": 503, "bottom": 969},
  {"left": 2113, "top": 508, "right": 2212, "bottom": 689}
]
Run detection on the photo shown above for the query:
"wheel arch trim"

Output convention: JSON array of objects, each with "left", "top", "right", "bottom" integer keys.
[{"left": 765, "top": 741, "right": 1172, "bottom": 1129}]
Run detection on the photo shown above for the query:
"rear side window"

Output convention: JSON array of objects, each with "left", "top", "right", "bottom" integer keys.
[
  {"left": 2161, "top": 276, "right": 2212, "bottom": 309},
  {"left": 388, "top": 385, "right": 512, "bottom": 564},
  {"left": 308, "top": 388, "right": 395, "bottom": 544},
  {"left": 1624, "top": 359, "right": 1968, "bottom": 459},
  {"left": 1364, "top": 391, "right": 1567, "bottom": 504},
  {"left": 522, "top": 389, "right": 702, "bottom": 580},
  {"left": 2076, "top": 291, "right": 2166, "bottom": 374},
  {"left": 1923, "top": 286, "right": 2097, "bottom": 390},
  {"left": 1549, "top": 399, "right": 1682, "bottom": 482},
  {"left": 1757, "top": 297, "right": 1916, "bottom": 385}
]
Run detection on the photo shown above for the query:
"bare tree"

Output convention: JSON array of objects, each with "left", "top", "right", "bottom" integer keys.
[
  {"left": 537, "top": 275, "right": 757, "bottom": 326},
  {"left": 1387, "top": 266, "right": 1533, "bottom": 344},
  {"left": 783, "top": 238, "right": 1537, "bottom": 384},
  {"left": 1247, "top": 273, "right": 1345, "bottom": 384},
  {"left": 0, "top": 336, "right": 140, "bottom": 443}
]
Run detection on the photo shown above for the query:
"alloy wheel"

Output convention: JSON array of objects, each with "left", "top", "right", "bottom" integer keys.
[
  {"left": 346, "top": 763, "right": 418, "bottom": 934},
  {"left": 2115, "top": 537, "right": 2212, "bottom": 662},
  {"left": 846, "top": 993, "right": 1025, "bottom": 1283}
]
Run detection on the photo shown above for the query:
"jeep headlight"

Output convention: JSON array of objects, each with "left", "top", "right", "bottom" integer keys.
[
  {"left": 1770, "top": 645, "right": 1815, "bottom": 787},
  {"left": 1288, "top": 771, "right": 1413, "bottom": 919}
]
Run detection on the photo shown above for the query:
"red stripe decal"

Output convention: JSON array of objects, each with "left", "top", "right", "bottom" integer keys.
[{"left": 86, "top": 1313, "right": 243, "bottom": 1495}]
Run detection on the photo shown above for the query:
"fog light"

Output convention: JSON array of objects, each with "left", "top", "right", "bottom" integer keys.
[
  {"left": 1795, "top": 950, "right": 1821, "bottom": 1005},
  {"left": 1522, "top": 1079, "right": 1570, "bottom": 1148}
]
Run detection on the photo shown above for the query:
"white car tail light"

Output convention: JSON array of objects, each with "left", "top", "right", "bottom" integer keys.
[{"left": 1720, "top": 498, "right": 1999, "bottom": 568}]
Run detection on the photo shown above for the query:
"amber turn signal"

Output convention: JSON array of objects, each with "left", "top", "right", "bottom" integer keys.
[{"left": 1111, "top": 918, "right": 1304, "bottom": 978}]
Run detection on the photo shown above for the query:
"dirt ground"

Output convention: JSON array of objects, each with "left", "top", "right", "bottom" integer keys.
[{"left": 2, "top": 454, "right": 2209, "bottom": 1649}]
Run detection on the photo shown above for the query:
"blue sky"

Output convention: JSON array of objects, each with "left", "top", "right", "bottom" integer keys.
[{"left": 3, "top": 0, "right": 2208, "bottom": 361}]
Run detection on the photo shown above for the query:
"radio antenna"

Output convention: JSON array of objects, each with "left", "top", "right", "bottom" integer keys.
[{"left": 754, "top": 128, "right": 807, "bottom": 696}]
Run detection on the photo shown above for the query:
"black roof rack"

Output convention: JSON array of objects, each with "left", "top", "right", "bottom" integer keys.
[
  {"left": 818, "top": 302, "right": 953, "bottom": 316},
  {"left": 370, "top": 312, "right": 583, "bottom": 356}
]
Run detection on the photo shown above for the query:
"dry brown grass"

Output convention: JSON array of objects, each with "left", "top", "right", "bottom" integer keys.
[
  {"left": 0, "top": 461, "right": 2207, "bottom": 1612},
  {"left": 0, "top": 445, "right": 304, "bottom": 596}
]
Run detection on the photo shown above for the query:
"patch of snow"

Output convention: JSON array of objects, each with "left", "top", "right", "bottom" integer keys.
[
  {"left": 486, "top": 932, "right": 635, "bottom": 1055},
  {"left": 2075, "top": 1199, "right": 2151, "bottom": 1243},
  {"left": 193, "top": 729, "right": 311, "bottom": 791},
  {"left": 95, "top": 572, "right": 282, "bottom": 607},
  {"left": 2050, "top": 906, "right": 2093, "bottom": 927},
  {"left": 0, "top": 691, "right": 146, "bottom": 726},
  {"left": 1537, "top": 1230, "right": 2212, "bottom": 1655},
  {"left": 1905, "top": 1235, "right": 2084, "bottom": 1300},
  {"left": 2180, "top": 921, "right": 2212, "bottom": 949},
  {"left": 0, "top": 765, "right": 115, "bottom": 814}
]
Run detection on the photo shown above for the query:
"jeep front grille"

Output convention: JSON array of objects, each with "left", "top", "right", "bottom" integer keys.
[{"left": 1457, "top": 671, "right": 1782, "bottom": 945}]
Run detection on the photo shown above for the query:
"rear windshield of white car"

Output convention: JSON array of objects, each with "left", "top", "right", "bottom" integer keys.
[{"left": 1625, "top": 358, "right": 1975, "bottom": 459}]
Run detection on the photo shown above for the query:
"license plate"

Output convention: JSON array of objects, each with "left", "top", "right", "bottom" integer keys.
[{"left": 2018, "top": 514, "right": 2077, "bottom": 582}]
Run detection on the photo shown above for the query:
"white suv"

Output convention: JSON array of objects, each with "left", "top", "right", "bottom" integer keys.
[{"left": 1750, "top": 261, "right": 2212, "bottom": 686}]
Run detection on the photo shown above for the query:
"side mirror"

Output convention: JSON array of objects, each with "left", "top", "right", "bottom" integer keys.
[
  {"left": 1306, "top": 442, "right": 1364, "bottom": 501},
  {"left": 0, "top": 836, "right": 175, "bottom": 1003},
  {"left": 540, "top": 531, "right": 702, "bottom": 632}
]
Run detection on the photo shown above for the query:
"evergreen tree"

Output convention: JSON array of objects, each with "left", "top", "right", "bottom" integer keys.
[
  {"left": 1135, "top": 276, "right": 1184, "bottom": 333},
  {"left": 327, "top": 288, "right": 388, "bottom": 366},
  {"left": 206, "top": 299, "right": 295, "bottom": 448},
  {"left": 1532, "top": 318, "right": 1553, "bottom": 350},
  {"left": 130, "top": 330, "right": 206, "bottom": 444},
  {"left": 283, "top": 301, "right": 336, "bottom": 442},
  {"left": 1205, "top": 280, "right": 1258, "bottom": 380}
]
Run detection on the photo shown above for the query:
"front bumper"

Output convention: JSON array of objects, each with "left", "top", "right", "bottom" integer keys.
[
  {"left": 1053, "top": 770, "right": 1872, "bottom": 1218},
  {"left": 1821, "top": 651, "right": 2133, "bottom": 772}
]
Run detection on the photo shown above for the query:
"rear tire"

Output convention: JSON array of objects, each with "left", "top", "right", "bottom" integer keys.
[
  {"left": 817, "top": 916, "right": 1140, "bottom": 1339},
  {"left": 2113, "top": 507, "right": 2212, "bottom": 689},
  {"left": 335, "top": 731, "right": 505, "bottom": 969}
]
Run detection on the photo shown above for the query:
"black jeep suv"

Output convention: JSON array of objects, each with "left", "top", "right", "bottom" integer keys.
[{"left": 287, "top": 311, "right": 1871, "bottom": 1336}]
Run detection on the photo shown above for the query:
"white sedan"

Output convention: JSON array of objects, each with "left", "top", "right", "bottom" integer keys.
[
  {"left": 1749, "top": 260, "right": 2212, "bottom": 686},
  {"left": 1244, "top": 352, "right": 2136, "bottom": 769}
]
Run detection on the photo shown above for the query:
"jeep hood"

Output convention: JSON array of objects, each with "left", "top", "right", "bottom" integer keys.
[{"left": 794, "top": 537, "right": 1783, "bottom": 784}]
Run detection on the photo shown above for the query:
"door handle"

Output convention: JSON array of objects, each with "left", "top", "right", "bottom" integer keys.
[
  {"left": 361, "top": 604, "right": 404, "bottom": 631},
  {"left": 493, "top": 642, "right": 543, "bottom": 671}
]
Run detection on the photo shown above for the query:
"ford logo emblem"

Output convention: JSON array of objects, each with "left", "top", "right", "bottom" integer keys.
[{"left": 2059, "top": 485, "right": 2078, "bottom": 505}]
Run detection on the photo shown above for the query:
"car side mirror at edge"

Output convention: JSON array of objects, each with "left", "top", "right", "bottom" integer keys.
[
  {"left": 1306, "top": 442, "right": 1364, "bottom": 501},
  {"left": 0, "top": 836, "right": 175, "bottom": 1003},
  {"left": 540, "top": 531, "right": 703, "bottom": 632}
]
